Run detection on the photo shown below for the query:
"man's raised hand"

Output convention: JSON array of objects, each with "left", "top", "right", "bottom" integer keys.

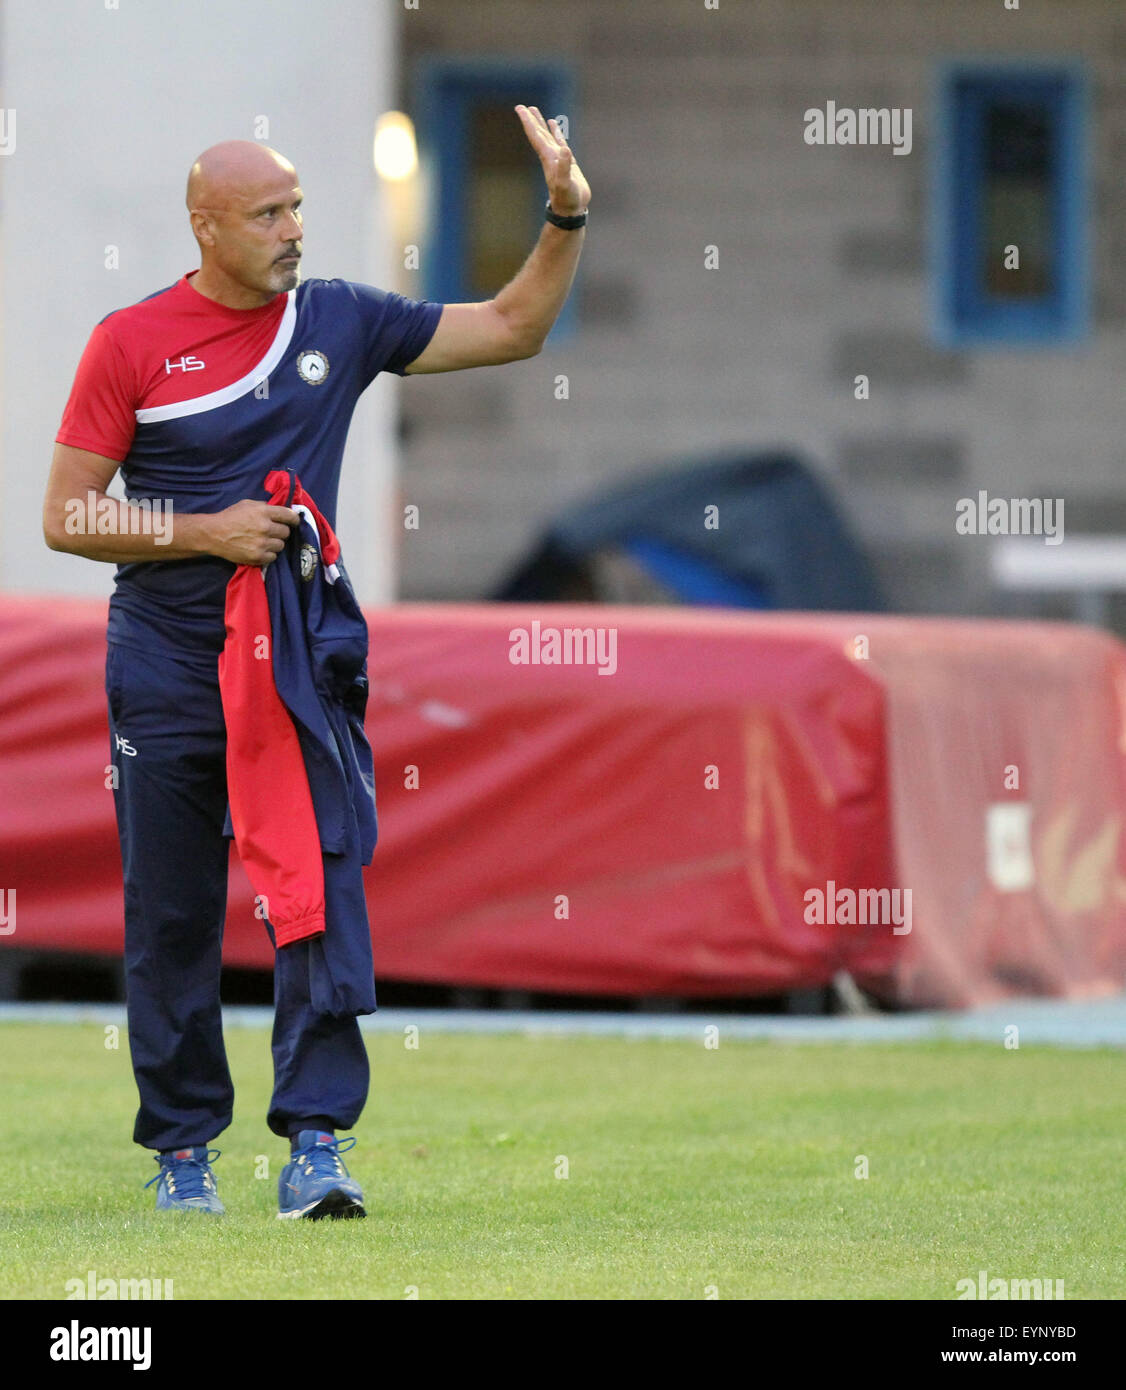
[{"left": 514, "top": 104, "right": 591, "bottom": 218}]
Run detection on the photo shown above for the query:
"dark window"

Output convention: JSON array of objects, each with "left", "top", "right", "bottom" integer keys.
[
  {"left": 465, "top": 101, "right": 536, "bottom": 298},
  {"left": 982, "top": 102, "right": 1053, "bottom": 299},
  {"left": 933, "top": 63, "right": 1088, "bottom": 345}
]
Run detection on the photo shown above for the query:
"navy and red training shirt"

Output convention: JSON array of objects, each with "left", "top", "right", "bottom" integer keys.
[{"left": 56, "top": 270, "right": 442, "bottom": 655}]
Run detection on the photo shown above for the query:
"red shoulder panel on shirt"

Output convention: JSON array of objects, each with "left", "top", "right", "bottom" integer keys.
[{"left": 56, "top": 273, "right": 289, "bottom": 461}]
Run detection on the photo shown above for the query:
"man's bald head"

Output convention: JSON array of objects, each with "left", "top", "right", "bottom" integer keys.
[
  {"left": 184, "top": 141, "right": 304, "bottom": 308},
  {"left": 186, "top": 140, "right": 296, "bottom": 212}
]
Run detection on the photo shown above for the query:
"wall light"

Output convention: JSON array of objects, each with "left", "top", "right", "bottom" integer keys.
[{"left": 373, "top": 111, "right": 418, "bottom": 181}]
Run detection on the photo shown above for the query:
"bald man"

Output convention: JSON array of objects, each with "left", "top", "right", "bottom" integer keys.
[{"left": 44, "top": 117, "right": 590, "bottom": 1218}]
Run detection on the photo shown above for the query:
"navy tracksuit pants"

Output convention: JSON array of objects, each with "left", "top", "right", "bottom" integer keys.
[{"left": 105, "top": 639, "right": 371, "bottom": 1151}]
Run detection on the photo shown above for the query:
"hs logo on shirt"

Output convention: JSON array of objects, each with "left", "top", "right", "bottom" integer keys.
[{"left": 165, "top": 355, "right": 206, "bottom": 374}]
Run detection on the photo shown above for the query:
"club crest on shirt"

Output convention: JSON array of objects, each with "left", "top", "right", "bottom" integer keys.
[
  {"left": 296, "top": 349, "right": 330, "bottom": 385},
  {"left": 299, "top": 544, "right": 318, "bottom": 582}
]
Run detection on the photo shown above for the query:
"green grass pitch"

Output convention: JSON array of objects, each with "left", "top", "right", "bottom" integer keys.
[{"left": 0, "top": 1022, "right": 1121, "bottom": 1299}]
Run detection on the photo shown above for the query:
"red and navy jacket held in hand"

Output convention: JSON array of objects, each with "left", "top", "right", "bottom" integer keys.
[{"left": 219, "top": 467, "right": 378, "bottom": 1014}]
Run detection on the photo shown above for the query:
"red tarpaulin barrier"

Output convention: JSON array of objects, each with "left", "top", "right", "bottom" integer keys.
[{"left": 1, "top": 596, "right": 1124, "bottom": 1008}]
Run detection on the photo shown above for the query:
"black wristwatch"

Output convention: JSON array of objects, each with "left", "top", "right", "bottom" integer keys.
[{"left": 545, "top": 200, "right": 588, "bottom": 230}]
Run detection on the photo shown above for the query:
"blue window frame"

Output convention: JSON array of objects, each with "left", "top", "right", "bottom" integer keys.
[
  {"left": 413, "top": 56, "right": 577, "bottom": 343},
  {"left": 932, "top": 60, "right": 1089, "bottom": 346}
]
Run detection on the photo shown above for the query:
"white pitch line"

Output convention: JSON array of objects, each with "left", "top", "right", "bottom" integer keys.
[{"left": 0, "top": 999, "right": 1124, "bottom": 1046}]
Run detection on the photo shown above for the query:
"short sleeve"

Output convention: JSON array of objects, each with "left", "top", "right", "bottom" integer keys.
[
  {"left": 55, "top": 321, "right": 137, "bottom": 462},
  {"left": 346, "top": 282, "right": 444, "bottom": 382}
]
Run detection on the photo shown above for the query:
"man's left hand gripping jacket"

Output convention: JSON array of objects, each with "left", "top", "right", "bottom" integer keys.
[{"left": 219, "top": 467, "right": 379, "bottom": 1014}]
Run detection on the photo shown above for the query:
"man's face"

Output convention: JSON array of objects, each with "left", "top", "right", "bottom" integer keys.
[{"left": 200, "top": 169, "right": 304, "bottom": 296}]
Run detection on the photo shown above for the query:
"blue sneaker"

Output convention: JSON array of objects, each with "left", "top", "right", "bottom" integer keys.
[
  {"left": 144, "top": 1146, "right": 225, "bottom": 1214},
  {"left": 277, "top": 1130, "right": 365, "bottom": 1220}
]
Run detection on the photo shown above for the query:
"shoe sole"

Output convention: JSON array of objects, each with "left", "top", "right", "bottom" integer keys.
[
  {"left": 277, "top": 1188, "right": 366, "bottom": 1221},
  {"left": 156, "top": 1198, "right": 225, "bottom": 1215}
]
